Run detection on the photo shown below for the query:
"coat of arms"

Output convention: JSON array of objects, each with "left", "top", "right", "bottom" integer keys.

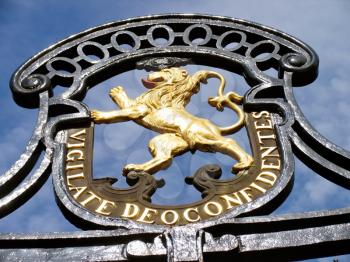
[
  {"left": 1, "top": 14, "right": 350, "bottom": 261},
  {"left": 61, "top": 63, "right": 280, "bottom": 225}
]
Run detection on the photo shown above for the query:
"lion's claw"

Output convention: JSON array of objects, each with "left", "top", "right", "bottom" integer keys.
[
  {"left": 91, "top": 110, "right": 106, "bottom": 123},
  {"left": 123, "top": 164, "right": 145, "bottom": 175},
  {"left": 231, "top": 156, "right": 254, "bottom": 173},
  {"left": 109, "top": 86, "right": 124, "bottom": 97},
  {"left": 91, "top": 110, "right": 100, "bottom": 120}
]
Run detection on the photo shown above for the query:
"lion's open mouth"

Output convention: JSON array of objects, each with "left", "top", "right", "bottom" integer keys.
[{"left": 142, "top": 76, "right": 164, "bottom": 89}]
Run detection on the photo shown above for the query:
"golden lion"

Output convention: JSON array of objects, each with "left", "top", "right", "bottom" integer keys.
[{"left": 91, "top": 67, "right": 253, "bottom": 175}]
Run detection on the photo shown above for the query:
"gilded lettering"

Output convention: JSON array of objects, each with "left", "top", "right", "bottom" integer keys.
[
  {"left": 260, "top": 146, "right": 279, "bottom": 159},
  {"left": 80, "top": 191, "right": 101, "bottom": 206},
  {"left": 257, "top": 131, "right": 276, "bottom": 144},
  {"left": 220, "top": 193, "right": 243, "bottom": 209},
  {"left": 261, "top": 159, "right": 281, "bottom": 170},
  {"left": 63, "top": 106, "right": 284, "bottom": 225},
  {"left": 256, "top": 171, "right": 277, "bottom": 186},
  {"left": 121, "top": 203, "right": 140, "bottom": 218},
  {"left": 68, "top": 186, "right": 87, "bottom": 199},
  {"left": 239, "top": 187, "right": 253, "bottom": 202},
  {"left": 203, "top": 201, "right": 223, "bottom": 216},
  {"left": 66, "top": 172, "right": 85, "bottom": 186},
  {"left": 95, "top": 200, "right": 116, "bottom": 215},
  {"left": 252, "top": 111, "right": 269, "bottom": 119},
  {"left": 137, "top": 208, "right": 158, "bottom": 224},
  {"left": 183, "top": 208, "right": 200, "bottom": 222},
  {"left": 69, "top": 129, "right": 86, "bottom": 142},
  {"left": 66, "top": 163, "right": 84, "bottom": 171},
  {"left": 254, "top": 119, "right": 273, "bottom": 130},
  {"left": 67, "top": 142, "right": 85, "bottom": 149},
  {"left": 250, "top": 182, "right": 267, "bottom": 193},
  {"left": 66, "top": 149, "right": 85, "bottom": 162},
  {"left": 160, "top": 210, "right": 179, "bottom": 225}
]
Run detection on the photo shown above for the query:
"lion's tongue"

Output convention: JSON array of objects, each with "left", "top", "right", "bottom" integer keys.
[{"left": 142, "top": 78, "right": 156, "bottom": 89}]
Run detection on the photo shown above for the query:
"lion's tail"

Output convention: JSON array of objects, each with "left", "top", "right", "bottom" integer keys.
[
  {"left": 192, "top": 70, "right": 245, "bottom": 136},
  {"left": 217, "top": 92, "right": 245, "bottom": 136}
]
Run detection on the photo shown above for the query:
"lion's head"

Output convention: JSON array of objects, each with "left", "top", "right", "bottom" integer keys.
[
  {"left": 141, "top": 68, "right": 189, "bottom": 89},
  {"left": 136, "top": 67, "right": 202, "bottom": 110}
]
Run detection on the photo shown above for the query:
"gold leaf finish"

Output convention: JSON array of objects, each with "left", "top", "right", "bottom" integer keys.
[{"left": 91, "top": 68, "right": 253, "bottom": 174}]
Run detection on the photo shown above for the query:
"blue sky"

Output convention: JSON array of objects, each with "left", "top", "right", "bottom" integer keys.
[{"left": 0, "top": 0, "right": 350, "bottom": 261}]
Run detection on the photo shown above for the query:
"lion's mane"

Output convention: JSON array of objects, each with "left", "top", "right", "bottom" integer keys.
[{"left": 135, "top": 68, "right": 198, "bottom": 110}]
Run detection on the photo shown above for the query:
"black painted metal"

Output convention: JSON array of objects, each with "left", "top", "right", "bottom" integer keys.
[{"left": 1, "top": 14, "right": 349, "bottom": 261}]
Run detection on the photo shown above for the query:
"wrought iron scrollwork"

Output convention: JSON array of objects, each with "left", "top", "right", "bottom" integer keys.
[{"left": 1, "top": 14, "right": 350, "bottom": 261}]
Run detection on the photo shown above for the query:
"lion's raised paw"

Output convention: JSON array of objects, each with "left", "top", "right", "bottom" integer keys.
[{"left": 109, "top": 86, "right": 124, "bottom": 97}]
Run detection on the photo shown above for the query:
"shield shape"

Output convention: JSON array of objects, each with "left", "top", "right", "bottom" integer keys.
[{"left": 54, "top": 60, "right": 292, "bottom": 227}]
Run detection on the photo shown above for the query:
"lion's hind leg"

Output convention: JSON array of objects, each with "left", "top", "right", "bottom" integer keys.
[
  {"left": 123, "top": 134, "right": 189, "bottom": 175},
  {"left": 215, "top": 137, "right": 253, "bottom": 173},
  {"left": 195, "top": 133, "right": 253, "bottom": 174}
]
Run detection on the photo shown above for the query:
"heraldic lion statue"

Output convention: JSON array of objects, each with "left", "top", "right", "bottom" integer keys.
[{"left": 91, "top": 67, "right": 253, "bottom": 175}]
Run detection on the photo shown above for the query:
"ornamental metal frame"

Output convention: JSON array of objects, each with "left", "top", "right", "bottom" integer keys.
[{"left": 1, "top": 14, "right": 350, "bottom": 261}]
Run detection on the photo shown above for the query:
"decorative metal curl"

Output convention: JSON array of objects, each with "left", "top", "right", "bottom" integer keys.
[
  {"left": 11, "top": 74, "right": 51, "bottom": 108},
  {"left": 136, "top": 57, "right": 192, "bottom": 71},
  {"left": 2, "top": 14, "right": 350, "bottom": 262}
]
